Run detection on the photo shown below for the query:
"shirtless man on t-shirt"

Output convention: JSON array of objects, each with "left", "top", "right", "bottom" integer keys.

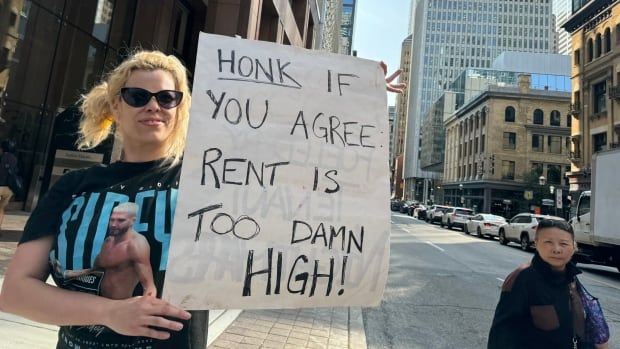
[{"left": 62, "top": 202, "right": 156, "bottom": 299}]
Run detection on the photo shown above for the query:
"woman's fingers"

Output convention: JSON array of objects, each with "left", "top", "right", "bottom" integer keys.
[
  {"left": 140, "top": 326, "right": 172, "bottom": 340},
  {"left": 149, "top": 299, "right": 191, "bottom": 320},
  {"left": 147, "top": 315, "right": 185, "bottom": 331},
  {"left": 386, "top": 69, "right": 402, "bottom": 83}
]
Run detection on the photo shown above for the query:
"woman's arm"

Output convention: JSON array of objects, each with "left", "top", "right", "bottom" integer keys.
[{"left": 0, "top": 236, "right": 190, "bottom": 340}]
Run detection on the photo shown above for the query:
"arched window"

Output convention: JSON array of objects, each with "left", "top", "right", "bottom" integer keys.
[
  {"left": 596, "top": 33, "right": 602, "bottom": 58},
  {"left": 587, "top": 38, "right": 594, "bottom": 62},
  {"left": 604, "top": 28, "right": 612, "bottom": 53},
  {"left": 550, "top": 110, "right": 561, "bottom": 126},
  {"left": 505, "top": 106, "right": 515, "bottom": 122},
  {"left": 616, "top": 24, "right": 620, "bottom": 46},
  {"left": 533, "top": 109, "right": 544, "bottom": 125},
  {"left": 481, "top": 108, "right": 487, "bottom": 126}
]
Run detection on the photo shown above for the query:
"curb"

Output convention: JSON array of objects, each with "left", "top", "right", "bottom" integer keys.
[{"left": 348, "top": 307, "right": 367, "bottom": 349}]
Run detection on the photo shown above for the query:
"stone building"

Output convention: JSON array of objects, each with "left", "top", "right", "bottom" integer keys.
[
  {"left": 443, "top": 75, "right": 571, "bottom": 217},
  {"left": 562, "top": 0, "right": 620, "bottom": 194}
]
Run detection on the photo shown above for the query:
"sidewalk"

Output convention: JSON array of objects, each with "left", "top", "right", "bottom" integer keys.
[{"left": 0, "top": 211, "right": 368, "bottom": 349}]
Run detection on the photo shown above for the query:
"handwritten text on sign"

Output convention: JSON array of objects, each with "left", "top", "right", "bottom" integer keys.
[{"left": 163, "top": 33, "right": 390, "bottom": 309}]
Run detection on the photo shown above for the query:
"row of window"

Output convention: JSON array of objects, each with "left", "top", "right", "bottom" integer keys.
[
  {"left": 454, "top": 160, "right": 567, "bottom": 183},
  {"left": 503, "top": 133, "right": 570, "bottom": 154},
  {"left": 504, "top": 106, "right": 571, "bottom": 127},
  {"left": 457, "top": 135, "right": 486, "bottom": 158},
  {"left": 576, "top": 25, "right": 617, "bottom": 65}
]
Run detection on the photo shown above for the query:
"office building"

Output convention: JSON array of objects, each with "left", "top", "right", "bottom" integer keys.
[{"left": 0, "top": 0, "right": 323, "bottom": 212}]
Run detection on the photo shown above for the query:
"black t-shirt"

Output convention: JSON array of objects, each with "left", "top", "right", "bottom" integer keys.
[{"left": 21, "top": 159, "right": 204, "bottom": 349}]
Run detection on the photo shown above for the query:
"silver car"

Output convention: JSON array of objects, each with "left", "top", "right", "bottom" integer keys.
[
  {"left": 464, "top": 214, "right": 507, "bottom": 237},
  {"left": 441, "top": 207, "right": 474, "bottom": 230}
]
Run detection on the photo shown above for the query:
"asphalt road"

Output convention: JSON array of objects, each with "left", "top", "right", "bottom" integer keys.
[{"left": 362, "top": 212, "right": 620, "bottom": 349}]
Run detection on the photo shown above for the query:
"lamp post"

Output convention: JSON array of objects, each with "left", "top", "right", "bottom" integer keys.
[
  {"left": 538, "top": 175, "right": 546, "bottom": 214},
  {"left": 549, "top": 185, "right": 556, "bottom": 216},
  {"left": 459, "top": 183, "right": 464, "bottom": 207}
]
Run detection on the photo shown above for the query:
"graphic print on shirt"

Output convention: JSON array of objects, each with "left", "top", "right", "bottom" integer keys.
[{"left": 49, "top": 183, "right": 178, "bottom": 299}]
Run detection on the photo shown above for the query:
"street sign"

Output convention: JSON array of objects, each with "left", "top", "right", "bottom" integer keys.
[
  {"left": 523, "top": 190, "right": 533, "bottom": 200},
  {"left": 556, "top": 189, "right": 563, "bottom": 209}
]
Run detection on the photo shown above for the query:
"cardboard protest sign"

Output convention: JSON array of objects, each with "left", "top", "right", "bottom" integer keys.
[{"left": 163, "top": 33, "right": 390, "bottom": 309}]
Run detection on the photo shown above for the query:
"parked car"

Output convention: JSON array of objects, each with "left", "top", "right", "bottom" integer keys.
[
  {"left": 426, "top": 205, "right": 451, "bottom": 224},
  {"left": 413, "top": 204, "right": 427, "bottom": 219},
  {"left": 441, "top": 207, "right": 474, "bottom": 230},
  {"left": 400, "top": 200, "right": 417, "bottom": 214},
  {"left": 498, "top": 213, "right": 566, "bottom": 251},
  {"left": 391, "top": 200, "right": 404, "bottom": 212},
  {"left": 406, "top": 201, "right": 420, "bottom": 216},
  {"left": 464, "top": 214, "right": 507, "bottom": 238}
]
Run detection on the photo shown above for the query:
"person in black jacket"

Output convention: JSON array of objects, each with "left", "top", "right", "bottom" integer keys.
[
  {"left": 0, "top": 139, "right": 18, "bottom": 227},
  {"left": 488, "top": 219, "right": 609, "bottom": 349}
]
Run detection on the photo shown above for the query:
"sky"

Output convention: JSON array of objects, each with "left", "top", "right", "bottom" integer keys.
[{"left": 352, "top": 0, "right": 411, "bottom": 106}]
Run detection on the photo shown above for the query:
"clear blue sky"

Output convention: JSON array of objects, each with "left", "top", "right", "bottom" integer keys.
[{"left": 352, "top": 0, "right": 411, "bottom": 106}]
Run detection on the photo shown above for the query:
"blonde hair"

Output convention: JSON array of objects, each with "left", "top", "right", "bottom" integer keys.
[
  {"left": 78, "top": 50, "right": 191, "bottom": 165},
  {"left": 113, "top": 202, "right": 139, "bottom": 216}
]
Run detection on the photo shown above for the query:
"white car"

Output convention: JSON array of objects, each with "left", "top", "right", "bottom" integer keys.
[
  {"left": 426, "top": 205, "right": 451, "bottom": 224},
  {"left": 498, "top": 213, "right": 566, "bottom": 251},
  {"left": 441, "top": 207, "right": 474, "bottom": 230},
  {"left": 464, "top": 214, "right": 507, "bottom": 238}
]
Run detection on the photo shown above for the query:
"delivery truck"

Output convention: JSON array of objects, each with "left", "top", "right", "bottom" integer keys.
[{"left": 570, "top": 148, "right": 620, "bottom": 272}]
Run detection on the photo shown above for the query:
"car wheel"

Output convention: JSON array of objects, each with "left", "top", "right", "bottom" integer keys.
[
  {"left": 520, "top": 234, "right": 530, "bottom": 251},
  {"left": 463, "top": 224, "right": 469, "bottom": 234},
  {"left": 499, "top": 230, "right": 508, "bottom": 245},
  {"left": 477, "top": 227, "right": 483, "bottom": 238}
]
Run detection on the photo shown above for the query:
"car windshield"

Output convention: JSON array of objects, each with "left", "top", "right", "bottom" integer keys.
[
  {"left": 455, "top": 209, "right": 473, "bottom": 215},
  {"left": 439, "top": 207, "right": 451, "bottom": 212}
]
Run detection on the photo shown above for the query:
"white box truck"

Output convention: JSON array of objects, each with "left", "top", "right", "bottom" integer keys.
[{"left": 570, "top": 148, "right": 620, "bottom": 272}]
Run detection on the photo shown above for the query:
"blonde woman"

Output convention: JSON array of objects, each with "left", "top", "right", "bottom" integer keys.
[{"left": 0, "top": 51, "right": 202, "bottom": 349}]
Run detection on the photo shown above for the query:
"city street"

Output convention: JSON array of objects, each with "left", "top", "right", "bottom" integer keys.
[{"left": 363, "top": 212, "right": 620, "bottom": 349}]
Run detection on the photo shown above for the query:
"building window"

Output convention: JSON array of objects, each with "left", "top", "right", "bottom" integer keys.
[
  {"left": 587, "top": 38, "right": 593, "bottom": 62},
  {"left": 458, "top": 144, "right": 462, "bottom": 157},
  {"left": 567, "top": 114, "right": 572, "bottom": 127},
  {"left": 474, "top": 137, "right": 478, "bottom": 153},
  {"left": 595, "top": 33, "right": 602, "bottom": 58},
  {"left": 532, "top": 162, "right": 543, "bottom": 176},
  {"left": 566, "top": 137, "right": 571, "bottom": 153},
  {"left": 548, "top": 164, "right": 562, "bottom": 184},
  {"left": 533, "top": 109, "right": 544, "bottom": 125},
  {"left": 481, "top": 135, "right": 485, "bottom": 152},
  {"left": 550, "top": 110, "right": 561, "bottom": 126},
  {"left": 503, "top": 132, "right": 516, "bottom": 150},
  {"left": 505, "top": 106, "right": 515, "bottom": 122},
  {"left": 548, "top": 135, "right": 562, "bottom": 154},
  {"left": 616, "top": 24, "right": 620, "bottom": 45},
  {"left": 574, "top": 49, "right": 580, "bottom": 65},
  {"left": 604, "top": 28, "right": 611, "bottom": 53},
  {"left": 481, "top": 109, "right": 486, "bottom": 125},
  {"left": 501, "top": 160, "right": 515, "bottom": 180},
  {"left": 593, "top": 132, "right": 607, "bottom": 152},
  {"left": 532, "top": 134, "right": 544, "bottom": 152},
  {"left": 593, "top": 81, "right": 607, "bottom": 114}
]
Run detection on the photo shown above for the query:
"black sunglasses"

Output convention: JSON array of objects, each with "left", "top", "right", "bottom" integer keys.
[{"left": 120, "top": 87, "right": 183, "bottom": 109}]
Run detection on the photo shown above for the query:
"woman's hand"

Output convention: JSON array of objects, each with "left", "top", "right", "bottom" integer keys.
[
  {"left": 380, "top": 61, "right": 406, "bottom": 94},
  {"left": 103, "top": 295, "right": 191, "bottom": 340}
]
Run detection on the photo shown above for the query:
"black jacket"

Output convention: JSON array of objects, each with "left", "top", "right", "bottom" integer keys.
[{"left": 488, "top": 253, "right": 583, "bottom": 349}]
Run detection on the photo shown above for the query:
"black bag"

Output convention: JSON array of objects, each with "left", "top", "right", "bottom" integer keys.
[{"left": 6, "top": 164, "right": 23, "bottom": 199}]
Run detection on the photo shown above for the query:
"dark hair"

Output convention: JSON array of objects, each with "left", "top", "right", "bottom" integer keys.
[
  {"left": 1, "top": 140, "right": 15, "bottom": 153},
  {"left": 535, "top": 219, "right": 574, "bottom": 239}
]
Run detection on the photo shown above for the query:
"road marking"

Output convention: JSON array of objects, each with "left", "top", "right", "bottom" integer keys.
[
  {"left": 425, "top": 241, "right": 445, "bottom": 252},
  {"left": 580, "top": 274, "right": 620, "bottom": 292}
]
